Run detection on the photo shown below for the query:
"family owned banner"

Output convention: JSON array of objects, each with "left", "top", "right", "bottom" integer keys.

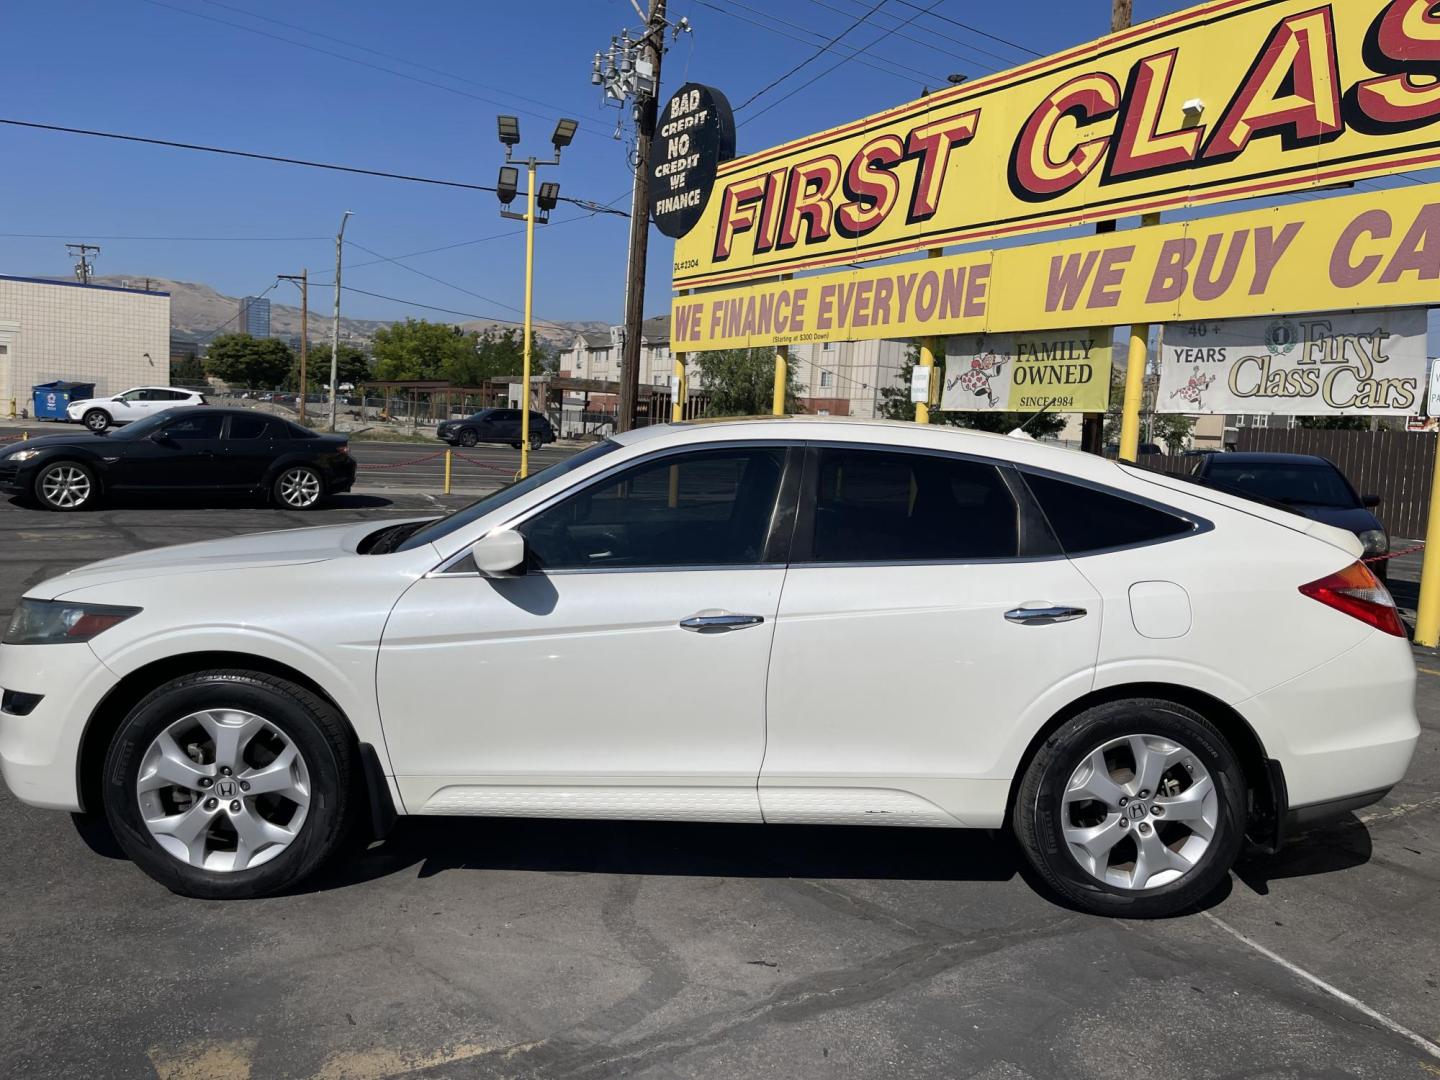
[
  {"left": 1157, "top": 308, "right": 1427, "bottom": 416},
  {"left": 940, "top": 331, "right": 1111, "bottom": 414}
]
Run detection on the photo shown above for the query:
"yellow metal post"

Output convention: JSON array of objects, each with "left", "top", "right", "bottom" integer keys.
[
  {"left": 672, "top": 352, "right": 686, "bottom": 423},
  {"left": 21, "top": 431, "right": 28, "bottom": 441},
  {"left": 518, "top": 160, "right": 537, "bottom": 480},
  {"left": 1413, "top": 433, "right": 1440, "bottom": 646},
  {"left": 916, "top": 248, "right": 944, "bottom": 424},
  {"left": 773, "top": 345, "right": 788, "bottom": 416},
  {"left": 444, "top": 448, "right": 453, "bottom": 495},
  {"left": 1118, "top": 213, "right": 1161, "bottom": 463}
]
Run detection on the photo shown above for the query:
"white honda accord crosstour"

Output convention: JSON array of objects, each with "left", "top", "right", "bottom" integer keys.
[{"left": 0, "top": 419, "right": 1418, "bottom": 915}]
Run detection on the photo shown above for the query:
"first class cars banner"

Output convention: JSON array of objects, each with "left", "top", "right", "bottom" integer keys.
[
  {"left": 670, "top": 181, "right": 1440, "bottom": 351},
  {"left": 1157, "top": 307, "right": 1427, "bottom": 415},
  {"left": 673, "top": 0, "right": 1440, "bottom": 290}
]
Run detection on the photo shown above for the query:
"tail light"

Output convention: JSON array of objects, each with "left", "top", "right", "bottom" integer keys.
[
  {"left": 1299, "top": 561, "right": 1404, "bottom": 637},
  {"left": 337, "top": 444, "right": 349, "bottom": 454}
]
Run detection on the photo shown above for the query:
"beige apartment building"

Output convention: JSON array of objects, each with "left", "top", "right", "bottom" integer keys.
[{"left": 0, "top": 276, "right": 170, "bottom": 413}]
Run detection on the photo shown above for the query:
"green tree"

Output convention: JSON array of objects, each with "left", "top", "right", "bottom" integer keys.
[
  {"left": 170, "top": 352, "right": 205, "bottom": 387},
  {"left": 1295, "top": 415, "right": 1383, "bottom": 430},
  {"left": 372, "top": 319, "right": 475, "bottom": 381},
  {"left": 448, "top": 327, "right": 526, "bottom": 385},
  {"left": 1150, "top": 413, "right": 1196, "bottom": 453},
  {"left": 204, "top": 334, "right": 295, "bottom": 390},
  {"left": 291, "top": 342, "right": 371, "bottom": 390},
  {"left": 694, "top": 347, "right": 801, "bottom": 416},
  {"left": 879, "top": 345, "right": 1068, "bottom": 438}
]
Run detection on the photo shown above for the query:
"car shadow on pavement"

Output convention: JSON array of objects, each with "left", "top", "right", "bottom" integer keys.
[
  {"left": 5, "top": 492, "right": 396, "bottom": 512},
  {"left": 311, "top": 817, "right": 1024, "bottom": 889},
  {"left": 1232, "top": 815, "right": 1373, "bottom": 897}
]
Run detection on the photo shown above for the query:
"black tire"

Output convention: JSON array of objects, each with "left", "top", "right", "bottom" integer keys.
[
  {"left": 272, "top": 464, "right": 325, "bottom": 510},
  {"left": 101, "top": 670, "right": 357, "bottom": 899},
  {"left": 509, "top": 441, "right": 522, "bottom": 450},
  {"left": 459, "top": 429, "right": 478, "bottom": 447},
  {"left": 528, "top": 433, "right": 543, "bottom": 452},
  {"left": 33, "top": 459, "right": 97, "bottom": 511},
  {"left": 1013, "top": 698, "right": 1246, "bottom": 918},
  {"left": 83, "top": 409, "right": 111, "bottom": 432}
]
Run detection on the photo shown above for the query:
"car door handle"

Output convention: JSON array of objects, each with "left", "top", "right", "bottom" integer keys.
[
  {"left": 1004, "top": 604, "right": 1088, "bottom": 625},
  {"left": 679, "top": 611, "right": 765, "bottom": 632}
]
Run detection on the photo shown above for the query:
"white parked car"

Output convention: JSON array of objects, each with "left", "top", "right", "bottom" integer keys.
[
  {"left": 0, "top": 419, "right": 1418, "bottom": 914},
  {"left": 66, "top": 386, "right": 207, "bottom": 431}
]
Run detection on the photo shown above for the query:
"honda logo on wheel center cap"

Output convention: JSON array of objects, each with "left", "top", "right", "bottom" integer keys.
[
  {"left": 215, "top": 779, "right": 237, "bottom": 799},
  {"left": 1127, "top": 801, "right": 1148, "bottom": 820}
]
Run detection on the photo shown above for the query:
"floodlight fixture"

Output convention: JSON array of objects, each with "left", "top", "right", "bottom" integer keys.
[
  {"left": 497, "top": 166, "right": 519, "bottom": 204},
  {"left": 497, "top": 115, "right": 521, "bottom": 146},
  {"left": 552, "top": 118, "right": 579, "bottom": 149},
  {"left": 537, "top": 182, "right": 561, "bottom": 212}
]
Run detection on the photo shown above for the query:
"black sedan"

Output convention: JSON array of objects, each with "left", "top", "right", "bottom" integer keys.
[
  {"left": 1188, "top": 451, "right": 1390, "bottom": 577},
  {"left": 437, "top": 408, "right": 555, "bottom": 450},
  {"left": 0, "top": 408, "right": 356, "bottom": 512}
]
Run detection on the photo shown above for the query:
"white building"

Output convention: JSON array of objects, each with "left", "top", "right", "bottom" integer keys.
[
  {"left": 0, "top": 276, "right": 171, "bottom": 413},
  {"left": 558, "top": 314, "right": 910, "bottom": 419}
]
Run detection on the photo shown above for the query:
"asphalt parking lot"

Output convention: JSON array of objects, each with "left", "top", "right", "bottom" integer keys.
[{"left": 0, "top": 475, "right": 1436, "bottom": 1079}]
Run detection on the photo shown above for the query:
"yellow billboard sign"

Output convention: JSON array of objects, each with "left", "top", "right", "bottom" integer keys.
[
  {"left": 673, "top": 0, "right": 1440, "bottom": 290},
  {"left": 671, "top": 180, "right": 1440, "bottom": 351}
]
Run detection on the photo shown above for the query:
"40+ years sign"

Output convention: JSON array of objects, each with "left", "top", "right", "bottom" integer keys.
[{"left": 1158, "top": 308, "right": 1428, "bottom": 416}]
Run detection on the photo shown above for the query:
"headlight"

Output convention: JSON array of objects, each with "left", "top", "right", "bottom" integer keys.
[
  {"left": 8, "top": 449, "right": 40, "bottom": 462},
  {"left": 1359, "top": 529, "right": 1389, "bottom": 556},
  {"left": 4, "top": 599, "right": 141, "bottom": 644}
]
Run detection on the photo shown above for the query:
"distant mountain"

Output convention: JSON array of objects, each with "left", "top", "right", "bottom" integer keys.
[{"left": 88, "top": 275, "right": 612, "bottom": 352}]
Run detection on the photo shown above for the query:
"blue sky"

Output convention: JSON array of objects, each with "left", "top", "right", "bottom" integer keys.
[{"left": 1, "top": 0, "right": 1433, "bottom": 335}]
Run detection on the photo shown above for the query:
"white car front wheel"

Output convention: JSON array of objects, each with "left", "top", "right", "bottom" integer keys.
[{"left": 82, "top": 409, "right": 111, "bottom": 432}]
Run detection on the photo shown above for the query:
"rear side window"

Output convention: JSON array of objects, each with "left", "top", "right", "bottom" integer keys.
[
  {"left": 285, "top": 422, "right": 317, "bottom": 439},
  {"left": 1024, "top": 472, "right": 1192, "bottom": 554},
  {"left": 805, "top": 448, "right": 1018, "bottom": 562},
  {"left": 228, "top": 415, "right": 270, "bottom": 439}
]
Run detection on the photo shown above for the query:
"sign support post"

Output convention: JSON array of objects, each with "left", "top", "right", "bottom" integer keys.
[
  {"left": 1414, "top": 440, "right": 1440, "bottom": 647},
  {"left": 1119, "top": 213, "right": 1160, "bottom": 461},
  {"left": 773, "top": 346, "right": 788, "bottom": 416},
  {"left": 916, "top": 249, "right": 944, "bottom": 424}
]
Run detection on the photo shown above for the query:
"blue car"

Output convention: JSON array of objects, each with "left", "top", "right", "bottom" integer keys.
[{"left": 1188, "top": 452, "right": 1390, "bottom": 580}]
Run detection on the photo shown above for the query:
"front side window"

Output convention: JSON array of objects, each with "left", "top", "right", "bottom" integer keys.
[
  {"left": 1024, "top": 472, "right": 1193, "bottom": 554},
  {"left": 804, "top": 448, "right": 1018, "bottom": 562},
  {"left": 118, "top": 389, "right": 144, "bottom": 402},
  {"left": 520, "top": 447, "right": 786, "bottom": 570},
  {"left": 162, "top": 413, "right": 224, "bottom": 440}
]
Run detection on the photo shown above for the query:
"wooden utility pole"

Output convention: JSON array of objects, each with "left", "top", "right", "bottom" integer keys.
[
  {"left": 1080, "top": 0, "right": 1134, "bottom": 454},
  {"left": 279, "top": 270, "right": 309, "bottom": 422},
  {"left": 617, "top": 0, "right": 666, "bottom": 432}
]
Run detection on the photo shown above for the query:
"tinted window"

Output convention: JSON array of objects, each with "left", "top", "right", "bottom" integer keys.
[
  {"left": 1024, "top": 472, "right": 1192, "bottom": 554},
  {"left": 520, "top": 447, "right": 785, "bottom": 570},
  {"left": 1203, "top": 459, "right": 1357, "bottom": 509},
  {"left": 162, "top": 414, "right": 224, "bottom": 440},
  {"left": 228, "top": 415, "right": 271, "bottom": 439},
  {"left": 162, "top": 389, "right": 191, "bottom": 401},
  {"left": 806, "top": 449, "right": 1018, "bottom": 562},
  {"left": 141, "top": 389, "right": 171, "bottom": 401}
]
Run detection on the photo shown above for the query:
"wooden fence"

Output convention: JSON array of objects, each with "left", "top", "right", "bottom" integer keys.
[{"left": 1217, "top": 429, "right": 1437, "bottom": 539}]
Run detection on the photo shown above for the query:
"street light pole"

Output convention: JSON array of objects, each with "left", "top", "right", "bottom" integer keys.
[
  {"left": 520, "top": 159, "right": 538, "bottom": 482},
  {"left": 330, "top": 211, "right": 353, "bottom": 432},
  {"left": 279, "top": 269, "right": 308, "bottom": 423}
]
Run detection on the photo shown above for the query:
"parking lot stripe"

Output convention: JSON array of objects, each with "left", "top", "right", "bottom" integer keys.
[
  {"left": 1417, "top": 667, "right": 1440, "bottom": 678},
  {"left": 1203, "top": 913, "right": 1440, "bottom": 1061}
]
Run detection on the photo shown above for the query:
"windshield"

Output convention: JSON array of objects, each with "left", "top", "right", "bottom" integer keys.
[
  {"left": 1203, "top": 460, "right": 1359, "bottom": 509},
  {"left": 396, "top": 439, "right": 622, "bottom": 552},
  {"left": 106, "top": 409, "right": 185, "bottom": 440}
]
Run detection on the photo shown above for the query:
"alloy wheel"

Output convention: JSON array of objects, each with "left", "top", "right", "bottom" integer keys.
[
  {"left": 40, "top": 464, "right": 92, "bottom": 508},
  {"left": 278, "top": 467, "right": 321, "bottom": 508},
  {"left": 1060, "top": 733, "right": 1218, "bottom": 891},
  {"left": 84, "top": 411, "right": 109, "bottom": 432},
  {"left": 135, "top": 708, "right": 311, "bottom": 873}
]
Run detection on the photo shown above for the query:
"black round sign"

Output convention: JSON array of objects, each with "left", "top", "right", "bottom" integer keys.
[{"left": 649, "top": 83, "right": 736, "bottom": 239}]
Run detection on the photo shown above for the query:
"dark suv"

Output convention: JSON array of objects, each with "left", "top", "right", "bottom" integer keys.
[{"left": 437, "top": 409, "right": 555, "bottom": 450}]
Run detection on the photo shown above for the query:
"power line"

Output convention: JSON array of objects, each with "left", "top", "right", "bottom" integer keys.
[
  {"left": 741, "top": 0, "right": 946, "bottom": 125},
  {"left": 695, "top": 0, "right": 955, "bottom": 85},
  {"left": 331, "top": 285, "right": 574, "bottom": 331},
  {"left": 885, "top": 0, "right": 1041, "bottom": 57},
  {"left": 139, "top": 0, "right": 605, "bottom": 140},
  {"left": 794, "top": 0, "right": 1008, "bottom": 71},
  {"left": 0, "top": 118, "right": 629, "bottom": 215},
  {"left": 345, "top": 240, "right": 527, "bottom": 317},
  {"left": 0, "top": 232, "right": 327, "bottom": 241},
  {"left": 734, "top": 0, "right": 892, "bottom": 112},
  {"left": 191, "top": 0, "right": 587, "bottom": 122}
]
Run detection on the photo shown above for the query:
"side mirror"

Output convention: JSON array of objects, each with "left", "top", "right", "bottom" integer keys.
[
  {"left": 149, "top": 429, "right": 173, "bottom": 444},
  {"left": 1362, "top": 494, "right": 1382, "bottom": 509},
  {"left": 470, "top": 529, "right": 526, "bottom": 578}
]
